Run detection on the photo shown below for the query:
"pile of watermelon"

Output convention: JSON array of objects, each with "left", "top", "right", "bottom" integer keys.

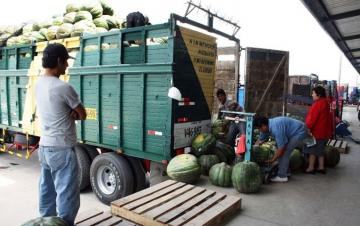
[
  {"left": 167, "top": 120, "right": 342, "bottom": 194},
  {"left": 166, "top": 118, "right": 263, "bottom": 193},
  {"left": 1, "top": 0, "right": 123, "bottom": 47}
]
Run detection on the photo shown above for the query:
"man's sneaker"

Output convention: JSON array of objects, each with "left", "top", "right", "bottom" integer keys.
[{"left": 271, "top": 176, "right": 288, "bottom": 183}]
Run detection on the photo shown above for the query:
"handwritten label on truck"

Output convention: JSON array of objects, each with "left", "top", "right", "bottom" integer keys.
[
  {"left": 174, "top": 120, "right": 211, "bottom": 149},
  {"left": 85, "top": 108, "right": 97, "bottom": 120}
]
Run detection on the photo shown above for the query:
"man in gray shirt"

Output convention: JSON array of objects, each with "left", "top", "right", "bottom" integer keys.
[
  {"left": 216, "top": 88, "right": 245, "bottom": 146},
  {"left": 35, "top": 43, "right": 86, "bottom": 226}
]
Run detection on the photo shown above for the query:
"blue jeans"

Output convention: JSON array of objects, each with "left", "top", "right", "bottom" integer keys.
[
  {"left": 38, "top": 146, "right": 80, "bottom": 226},
  {"left": 278, "top": 133, "right": 305, "bottom": 178}
]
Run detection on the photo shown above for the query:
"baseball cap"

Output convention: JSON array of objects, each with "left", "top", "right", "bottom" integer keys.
[{"left": 43, "top": 43, "right": 76, "bottom": 60}]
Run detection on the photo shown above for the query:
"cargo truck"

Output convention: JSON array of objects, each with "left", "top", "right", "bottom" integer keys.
[{"left": 0, "top": 14, "right": 240, "bottom": 204}]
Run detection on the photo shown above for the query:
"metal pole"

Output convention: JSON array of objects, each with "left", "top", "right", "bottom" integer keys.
[
  {"left": 234, "top": 42, "right": 240, "bottom": 104},
  {"left": 338, "top": 54, "right": 342, "bottom": 85}
]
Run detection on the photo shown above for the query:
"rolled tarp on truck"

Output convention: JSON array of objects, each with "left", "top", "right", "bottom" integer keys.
[{"left": 0, "top": 14, "right": 221, "bottom": 204}]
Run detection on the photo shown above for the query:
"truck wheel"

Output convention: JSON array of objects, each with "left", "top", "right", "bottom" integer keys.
[
  {"left": 75, "top": 145, "right": 91, "bottom": 191},
  {"left": 125, "top": 156, "right": 149, "bottom": 192},
  {"left": 83, "top": 144, "right": 99, "bottom": 161},
  {"left": 90, "top": 152, "right": 134, "bottom": 205}
]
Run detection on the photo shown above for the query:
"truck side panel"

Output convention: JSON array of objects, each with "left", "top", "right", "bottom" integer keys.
[
  {"left": 69, "top": 65, "right": 173, "bottom": 162},
  {"left": 172, "top": 27, "right": 216, "bottom": 149},
  {"left": 0, "top": 70, "right": 29, "bottom": 131}
]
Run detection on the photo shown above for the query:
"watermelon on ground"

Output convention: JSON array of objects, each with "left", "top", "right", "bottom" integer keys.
[
  {"left": 324, "top": 146, "right": 340, "bottom": 168},
  {"left": 289, "top": 148, "right": 304, "bottom": 171},
  {"left": 198, "top": 155, "right": 220, "bottom": 176},
  {"left": 232, "top": 161, "right": 262, "bottom": 193},
  {"left": 211, "top": 119, "right": 229, "bottom": 139},
  {"left": 167, "top": 154, "right": 201, "bottom": 184},
  {"left": 209, "top": 162, "right": 232, "bottom": 187}
]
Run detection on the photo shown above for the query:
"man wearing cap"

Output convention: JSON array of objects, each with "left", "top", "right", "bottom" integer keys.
[{"left": 35, "top": 43, "right": 86, "bottom": 225}]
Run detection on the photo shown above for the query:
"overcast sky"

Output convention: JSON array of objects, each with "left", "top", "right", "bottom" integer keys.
[{"left": 1, "top": 0, "right": 359, "bottom": 87}]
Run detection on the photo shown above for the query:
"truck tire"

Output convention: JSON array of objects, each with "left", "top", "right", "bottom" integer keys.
[
  {"left": 75, "top": 145, "right": 91, "bottom": 191},
  {"left": 14, "top": 133, "right": 39, "bottom": 146},
  {"left": 125, "top": 156, "right": 149, "bottom": 192},
  {"left": 83, "top": 144, "right": 99, "bottom": 161},
  {"left": 90, "top": 152, "right": 134, "bottom": 205}
]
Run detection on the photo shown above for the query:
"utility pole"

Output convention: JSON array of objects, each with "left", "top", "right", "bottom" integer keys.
[{"left": 338, "top": 54, "right": 342, "bottom": 85}]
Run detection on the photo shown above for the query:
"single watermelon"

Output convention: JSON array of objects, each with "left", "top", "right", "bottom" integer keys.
[
  {"left": 209, "top": 162, "right": 233, "bottom": 187},
  {"left": 289, "top": 149, "right": 304, "bottom": 171},
  {"left": 22, "top": 217, "right": 67, "bottom": 226},
  {"left": 251, "top": 145, "right": 274, "bottom": 165},
  {"left": 211, "top": 119, "right": 229, "bottom": 139},
  {"left": 215, "top": 141, "right": 235, "bottom": 163},
  {"left": 167, "top": 154, "right": 201, "bottom": 184},
  {"left": 191, "top": 133, "right": 216, "bottom": 157},
  {"left": 253, "top": 128, "right": 260, "bottom": 141},
  {"left": 324, "top": 146, "right": 340, "bottom": 168},
  {"left": 210, "top": 147, "right": 228, "bottom": 163},
  {"left": 232, "top": 161, "right": 262, "bottom": 193},
  {"left": 198, "top": 155, "right": 220, "bottom": 176}
]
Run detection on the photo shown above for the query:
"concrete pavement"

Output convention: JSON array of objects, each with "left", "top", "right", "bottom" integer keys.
[{"left": 0, "top": 106, "right": 359, "bottom": 226}]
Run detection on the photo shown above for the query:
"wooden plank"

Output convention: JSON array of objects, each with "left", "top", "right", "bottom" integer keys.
[
  {"left": 75, "top": 209, "right": 104, "bottom": 224},
  {"left": 341, "top": 142, "right": 347, "bottom": 152},
  {"left": 346, "top": 146, "right": 350, "bottom": 153},
  {"left": 183, "top": 196, "right": 241, "bottom": 226},
  {"left": 157, "top": 190, "right": 216, "bottom": 224},
  {"left": 329, "top": 140, "right": 336, "bottom": 146},
  {"left": 341, "top": 141, "right": 347, "bottom": 149},
  {"left": 144, "top": 186, "right": 206, "bottom": 219},
  {"left": 115, "top": 219, "right": 139, "bottom": 226},
  {"left": 341, "top": 142, "right": 348, "bottom": 153},
  {"left": 327, "top": 140, "right": 331, "bottom": 145},
  {"left": 77, "top": 212, "right": 112, "bottom": 226},
  {"left": 96, "top": 216, "right": 123, "bottom": 226},
  {"left": 112, "top": 180, "right": 177, "bottom": 207},
  {"left": 133, "top": 184, "right": 195, "bottom": 214},
  {"left": 112, "top": 205, "right": 165, "bottom": 226},
  {"left": 122, "top": 182, "right": 185, "bottom": 210},
  {"left": 334, "top": 140, "right": 342, "bottom": 148},
  {"left": 168, "top": 193, "right": 226, "bottom": 226}
]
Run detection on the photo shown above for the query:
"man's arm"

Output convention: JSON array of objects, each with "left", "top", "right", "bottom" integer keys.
[
  {"left": 265, "top": 126, "right": 288, "bottom": 163},
  {"left": 64, "top": 85, "right": 86, "bottom": 120},
  {"left": 256, "top": 132, "right": 269, "bottom": 145},
  {"left": 229, "top": 102, "right": 242, "bottom": 112},
  {"left": 70, "top": 104, "right": 87, "bottom": 120},
  {"left": 265, "top": 145, "right": 286, "bottom": 163}
]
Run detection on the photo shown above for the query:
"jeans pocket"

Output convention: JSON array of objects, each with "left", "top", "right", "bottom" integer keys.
[
  {"left": 46, "top": 149, "right": 71, "bottom": 171},
  {"left": 38, "top": 147, "right": 49, "bottom": 168},
  {"left": 38, "top": 147, "right": 44, "bottom": 163}
]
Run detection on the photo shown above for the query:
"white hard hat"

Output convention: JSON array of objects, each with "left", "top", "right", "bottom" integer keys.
[{"left": 168, "top": 87, "right": 182, "bottom": 101}]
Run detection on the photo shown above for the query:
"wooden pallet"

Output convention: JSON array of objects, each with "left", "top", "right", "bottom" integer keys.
[
  {"left": 111, "top": 180, "right": 241, "bottom": 226},
  {"left": 327, "top": 139, "right": 349, "bottom": 153},
  {"left": 75, "top": 209, "right": 139, "bottom": 226}
]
